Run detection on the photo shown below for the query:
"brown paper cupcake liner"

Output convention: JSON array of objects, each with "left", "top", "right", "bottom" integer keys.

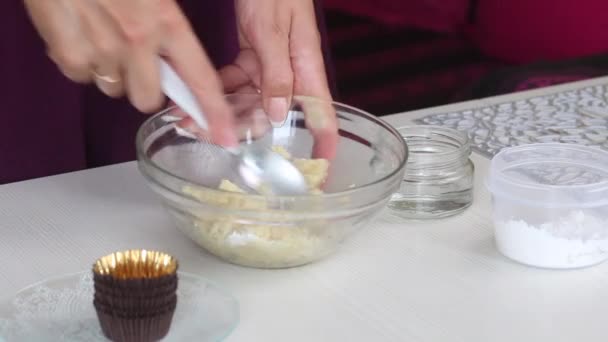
[
  {"left": 94, "top": 280, "right": 177, "bottom": 297},
  {"left": 95, "top": 306, "right": 176, "bottom": 342},
  {"left": 93, "top": 290, "right": 177, "bottom": 305},
  {"left": 94, "top": 294, "right": 177, "bottom": 313},
  {"left": 94, "top": 298, "right": 177, "bottom": 318}
]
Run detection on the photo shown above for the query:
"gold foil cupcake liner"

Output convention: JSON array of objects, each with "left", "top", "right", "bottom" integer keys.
[{"left": 93, "top": 249, "right": 178, "bottom": 280}]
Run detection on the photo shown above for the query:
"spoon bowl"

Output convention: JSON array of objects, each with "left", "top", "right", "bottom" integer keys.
[
  {"left": 231, "top": 144, "right": 309, "bottom": 195},
  {"left": 159, "top": 59, "right": 308, "bottom": 196}
]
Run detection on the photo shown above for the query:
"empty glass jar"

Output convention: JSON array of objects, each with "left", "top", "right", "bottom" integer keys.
[{"left": 388, "top": 125, "right": 474, "bottom": 219}]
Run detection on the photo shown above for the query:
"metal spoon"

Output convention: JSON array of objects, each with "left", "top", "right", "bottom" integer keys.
[{"left": 158, "top": 59, "right": 308, "bottom": 196}]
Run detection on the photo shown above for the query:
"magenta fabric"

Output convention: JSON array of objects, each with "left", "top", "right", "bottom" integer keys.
[
  {"left": 470, "top": 0, "right": 608, "bottom": 63},
  {"left": 324, "top": 0, "right": 470, "bottom": 33}
]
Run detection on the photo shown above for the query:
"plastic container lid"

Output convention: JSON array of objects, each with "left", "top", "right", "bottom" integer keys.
[{"left": 487, "top": 143, "right": 608, "bottom": 208}]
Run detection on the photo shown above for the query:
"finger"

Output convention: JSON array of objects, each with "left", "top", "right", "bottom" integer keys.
[
  {"left": 24, "top": 0, "right": 93, "bottom": 83},
  {"left": 98, "top": 0, "right": 163, "bottom": 112},
  {"left": 306, "top": 98, "right": 338, "bottom": 160},
  {"left": 219, "top": 65, "right": 250, "bottom": 93},
  {"left": 202, "top": 93, "right": 267, "bottom": 142},
  {"left": 124, "top": 50, "right": 164, "bottom": 113},
  {"left": 245, "top": 9, "right": 294, "bottom": 125},
  {"left": 170, "top": 99, "right": 265, "bottom": 144},
  {"left": 290, "top": 2, "right": 332, "bottom": 101},
  {"left": 74, "top": 1, "right": 124, "bottom": 97},
  {"left": 299, "top": 98, "right": 338, "bottom": 160},
  {"left": 165, "top": 101, "right": 188, "bottom": 119},
  {"left": 177, "top": 110, "right": 268, "bottom": 143},
  {"left": 290, "top": 3, "right": 338, "bottom": 160},
  {"left": 219, "top": 48, "right": 262, "bottom": 92},
  {"left": 48, "top": 50, "right": 93, "bottom": 83},
  {"left": 92, "top": 70, "right": 123, "bottom": 98},
  {"left": 170, "top": 95, "right": 260, "bottom": 144},
  {"left": 159, "top": 1, "right": 237, "bottom": 147},
  {"left": 176, "top": 116, "right": 212, "bottom": 141},
  {"left": 235, "top": 109, "right": 272, "bottom": 142},
  {"left": 234, "top": 84, "right": 262, "bottom": 95},
  {"left": 218, "top": 49, "right": 262, "bottom": 92}
]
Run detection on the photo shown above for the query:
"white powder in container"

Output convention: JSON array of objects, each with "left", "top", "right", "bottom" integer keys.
[{"left": 495, "top": 210, "right": 608, "bottom": 269}]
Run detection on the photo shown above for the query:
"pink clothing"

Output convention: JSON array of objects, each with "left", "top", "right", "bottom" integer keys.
[
  {"left": 324, "top": 0, "right": 470, "bottom": 33},
  {"left": 471, "top": 0, "right": 608, "bottom": 63},
  {"left": 325, "top": 0, "right": 608, "bottom": 63}
]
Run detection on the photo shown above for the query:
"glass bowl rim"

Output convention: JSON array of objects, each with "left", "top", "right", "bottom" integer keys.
[{"left": 135, "top": 94, "right": 408, "bottom": 202}]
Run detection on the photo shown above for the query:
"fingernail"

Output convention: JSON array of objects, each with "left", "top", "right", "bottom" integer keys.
[
  {"left": 268, "top": 97, "right": 288, "bottom": 127},
  {"left": 221, "top": 130, "right": 239, "bottom": 149}
]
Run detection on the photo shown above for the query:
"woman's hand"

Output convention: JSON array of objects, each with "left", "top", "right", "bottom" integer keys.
[
  {"left": 23, "top": 0, "right": 237, "bottom": 147},
  {"left": 220, "top": 0, "right": 338, "bottom": 159}
]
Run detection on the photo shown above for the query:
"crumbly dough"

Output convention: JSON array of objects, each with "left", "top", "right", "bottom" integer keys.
[{"left": 181, "top": 146, "right": 332, "bottom": 268}]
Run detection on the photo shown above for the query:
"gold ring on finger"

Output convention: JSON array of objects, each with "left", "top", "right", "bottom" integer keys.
[{"left": 92, "top": 70, "right": 120, "bottom": 84}]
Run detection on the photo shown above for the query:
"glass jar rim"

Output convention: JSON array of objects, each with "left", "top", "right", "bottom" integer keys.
[{"left": 396, "top": 125, "right": 471, "bottom": 168}]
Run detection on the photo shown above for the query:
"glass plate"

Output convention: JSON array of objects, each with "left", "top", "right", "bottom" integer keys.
[{"left": 0, "top": 271, "right": 239, "bottom": 341}]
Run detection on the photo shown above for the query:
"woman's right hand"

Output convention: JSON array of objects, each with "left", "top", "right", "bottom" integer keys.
[{"left": 23, "top": 0, "right": 237, "bottom": 147}]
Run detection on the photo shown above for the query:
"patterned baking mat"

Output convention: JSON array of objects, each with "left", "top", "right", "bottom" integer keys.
[{"left": 415, "top": 84, "right": 608, "bottom": 158}]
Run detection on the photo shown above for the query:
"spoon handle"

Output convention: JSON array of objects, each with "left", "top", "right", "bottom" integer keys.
[{"left": 159, "top": 58, "right": 209, "bottom": 130}]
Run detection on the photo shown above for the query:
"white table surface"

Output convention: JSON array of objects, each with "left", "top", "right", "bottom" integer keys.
[{"left": 2, "top": 77, "right": 608, "bottom": 342}]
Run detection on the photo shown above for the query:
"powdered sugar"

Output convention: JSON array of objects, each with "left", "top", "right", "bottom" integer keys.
[{"left": 495, "top": 211, "right": 608, "bottom": 269}]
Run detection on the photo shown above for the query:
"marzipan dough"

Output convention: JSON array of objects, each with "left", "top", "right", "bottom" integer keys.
[{"left": 182, "top": 146, "right": 332, "bottom": 268}]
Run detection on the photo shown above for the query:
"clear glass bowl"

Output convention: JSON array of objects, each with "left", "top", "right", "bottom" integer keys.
[{"left": 136, "top": 94, "right": 408, "bottom": 268}]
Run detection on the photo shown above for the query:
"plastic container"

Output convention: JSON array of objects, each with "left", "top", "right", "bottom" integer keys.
[
  {"left": 487, "top": 143, "right": 608, "bottom": 269},
  {"left": 388, "top": 125, "right": 474, "bottom": 219}
]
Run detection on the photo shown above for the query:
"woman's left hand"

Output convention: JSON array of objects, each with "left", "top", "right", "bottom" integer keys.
[{"left": 220, "top": 0, "right": 338, "bottom": 160}]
